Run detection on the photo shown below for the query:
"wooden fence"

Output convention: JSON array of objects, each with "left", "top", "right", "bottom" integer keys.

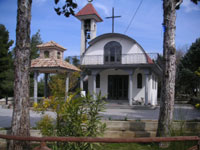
[{"left": 0, "top": 134, "right": 199, "bottom": 150}]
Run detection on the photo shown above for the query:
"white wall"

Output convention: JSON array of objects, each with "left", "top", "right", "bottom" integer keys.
[
  {"left": 149, "top": 73, "right": 158, "bottom": 105},
  {"left": 88, "top": 68, "right": 158, "bottom": 106},
  {"left": 88, "top": 69, "right": 128, "bottom": 98},
  {"left": 81, "top": 36, "right": 147, "bottom": 65},
  {"left": 132, "top": 69, "right": 145, "bottom": 103}
]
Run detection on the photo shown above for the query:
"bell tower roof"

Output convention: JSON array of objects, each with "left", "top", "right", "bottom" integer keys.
[{"left": 75, "top": 3, "right": 103, "bottom": 22}]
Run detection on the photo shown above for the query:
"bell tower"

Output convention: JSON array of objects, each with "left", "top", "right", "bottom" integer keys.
[{"left": 75, "top": 1, "right": 103, "bottom": 55}]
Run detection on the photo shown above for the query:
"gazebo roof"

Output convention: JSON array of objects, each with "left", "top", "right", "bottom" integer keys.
[
  {"left": 37, "top": 41, "right": 66, "bottom": 51},
  {"left": 31, "top": 58, "right": 80, "bottom": 73}
]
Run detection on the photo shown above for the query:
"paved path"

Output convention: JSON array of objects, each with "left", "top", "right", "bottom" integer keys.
[{"left": 0, "top": 104, "right": 199, "bottom": 128}]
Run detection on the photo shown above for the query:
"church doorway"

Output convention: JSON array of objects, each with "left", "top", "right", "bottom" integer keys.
[{"left": 108, "top": 75, "right": 128, "bottom": 100}]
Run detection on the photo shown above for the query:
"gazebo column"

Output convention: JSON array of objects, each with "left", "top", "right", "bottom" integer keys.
[
  {"left": 44, "top": 73, "right": 49, "bottom": 98},
  {"left": 34, "top": 71, "right": 38, "bottom": 103},
  {"left": 65, "top": 72, "right": 69, "bottom": 100}
]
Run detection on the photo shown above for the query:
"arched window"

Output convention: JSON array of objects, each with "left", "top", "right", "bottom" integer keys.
[
  {"left": 104, "top": 41, "right": 122, "bottom": 64},
  {"left": 57, "top": 52, "right": 61, "bottom": 59},
  {"left": 44, "top": 51, "right": 49, "bottom": 58},
  {"left": 137, "top": 73, "right": 142, "bottom": 89}
]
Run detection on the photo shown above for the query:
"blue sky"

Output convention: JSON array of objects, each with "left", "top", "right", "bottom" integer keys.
[{"left": 0, "top": 0, "right": 200, "bottom": 58}]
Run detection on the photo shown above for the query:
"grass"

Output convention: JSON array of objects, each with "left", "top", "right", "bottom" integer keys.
[
  {"left": 1, "top": 141, "right": 196, "bottom": 150},
  {"left": 96, "top": 143, "right": 158, "bottom": 150},
  {"left": 95, "top": 141, "right": 197, "bottom": 150}
]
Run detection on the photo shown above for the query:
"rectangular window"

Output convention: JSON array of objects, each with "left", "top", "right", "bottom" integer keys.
[
  {"left": 137, "top": 73, "right": 142, "bottom": 89},
  {"left": 96, "top": 74, "right": 100, "bottom": 88}
]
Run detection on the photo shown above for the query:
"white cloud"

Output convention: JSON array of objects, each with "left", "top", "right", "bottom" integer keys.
[
  {"left": 94, "top": 2, "right": 109, "bottom": 16},
  {"left": 182, "top": 0, "right": 200, "bottom": 12}
]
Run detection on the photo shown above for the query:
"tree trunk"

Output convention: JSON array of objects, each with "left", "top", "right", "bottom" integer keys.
[
  {"left": 9, "top": 0, "right": 32, "bottom": 149},
  {"left": 157, "top": 0, "right": 177, "bottom": 137}
]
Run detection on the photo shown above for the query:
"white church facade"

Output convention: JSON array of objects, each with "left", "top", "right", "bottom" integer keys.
[{"left": 76, "top": 2, "right": 162, "bottom": 106}]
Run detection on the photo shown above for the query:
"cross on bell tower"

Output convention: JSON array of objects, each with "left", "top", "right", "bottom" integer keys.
[{"left": 106, "top": 7, "right": 121, "bottom": 33}]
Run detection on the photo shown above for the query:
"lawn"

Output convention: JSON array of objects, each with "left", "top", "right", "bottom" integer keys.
[
  {"left": 96, "top": 141, "right": 197, "bottom": 150},
  {"left": 96, "top": 143, "right": 157, "bottom": 150}
]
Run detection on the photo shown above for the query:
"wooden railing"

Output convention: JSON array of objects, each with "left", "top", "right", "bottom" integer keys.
[{"left": 0, "top": 134, "right": 199, "bottom": 150}]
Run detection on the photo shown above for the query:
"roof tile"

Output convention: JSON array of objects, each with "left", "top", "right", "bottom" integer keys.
[
  {"left": 75, "top": 3, "right": 102, "bottom": 22},
  {"left": 31, "top": 58, "right": 80, "bottom": 72},
  {"left": 37, "top": 41, "right": 66, "bottom": 51}
]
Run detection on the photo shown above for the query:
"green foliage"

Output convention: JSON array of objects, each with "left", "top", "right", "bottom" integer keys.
[
  {"left": 49, "top": 74, "right": 66, "bottom": 97},
  {"left": 35, "top": 77, "right": 106, "bottom": 150},
  {"left": 36, "top": 115, "right": 55, "bottom": 136},
  {"left": 96, "top": 142, "right": 196, "bottom": 150},
  {"left": 72, "top": 56, "right": 80, "bottom": 67},
  {"left": 30, "top": 30, "right": 42, "bottom": 60},
  {"left": 38, "top": 79, "right": 45, "bottom": 97},
  {"left": 176, "top": 38, "right": 200, "bottom": 96},
  {"left": 54, "top": 0, "right": 77, "bottom": 17},
  {"left": 0, "top": 24, "right": 14, "bottom": 98},
  {"left": 96, "top": 143, "right": 158, "bottom": 150},
  {"left": 65, "top": 56, "right": 80, "bottom": 67},
  {"left": 195, "top": 67, "right": 200, "bottom": 77},
  {"left": 64, "top": 56, "right": 81, "bottom": 91},
  {"left": 30, "top": 30, "right": 43, "bottom": 97},
  {"left": 180, "top": 38, "right": 200, "bottom": 72}
]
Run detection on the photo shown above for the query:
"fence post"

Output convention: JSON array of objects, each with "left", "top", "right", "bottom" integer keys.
[{"left": 33, "top": 142, "right": 51, "bottom": 150}]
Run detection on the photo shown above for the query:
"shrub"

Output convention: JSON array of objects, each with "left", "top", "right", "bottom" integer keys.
[
  {"left": 195, "top": 103, "right": 200, "bottom": 109},
  {"left": 36, "top": 115, "right": 55, "bottom": 136},
  {"left": 34, "top": 78, "right": 106, "bottom": 150}
]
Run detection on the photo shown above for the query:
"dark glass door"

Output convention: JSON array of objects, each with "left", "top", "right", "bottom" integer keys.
[{"left": 108, "top": 75, "right": 128, "bottom": 100}]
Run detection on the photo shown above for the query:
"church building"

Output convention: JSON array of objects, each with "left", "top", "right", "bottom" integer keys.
[{"left": 76, "top": 2, "right": 162, "bottom": 106}]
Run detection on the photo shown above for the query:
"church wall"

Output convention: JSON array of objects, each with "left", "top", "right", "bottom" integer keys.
[
  {"left": 100, "top": 69, "right": 129, "bottom": 98},
  {"left": 149, "top": 73, "right": 158, "bottom": 106},
  {"left": 82, "top": 36, "right": 147, "bottom": 65},
  {"left": 132, "top": 69, "right": 145, "bottom": 103},
  {"left": 87, "top": 68, "right": 158, "bottom": 105},
  {"left": 88, "top": 69, "right": 129, "bottom": 98}
]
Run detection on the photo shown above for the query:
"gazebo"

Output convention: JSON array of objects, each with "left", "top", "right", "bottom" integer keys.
[{"left": 31, "top": 41, "right": 80, "bottom": 103}]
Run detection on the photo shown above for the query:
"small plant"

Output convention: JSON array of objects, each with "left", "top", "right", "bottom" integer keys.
[
  {"left": 135, "top": 118, "right": 141, "bottom": 122},
  {"left": 34, "top": 77, "right": 106, "bottom": 150},
  {"left": 124, "top": 116, "right": 128, "bottom": 121},
  {"left": 195, "top": 103, "right": 200, "bottom": 109},
  {"left": 36, "top": 115, "right": 55, "bottom": 136}
]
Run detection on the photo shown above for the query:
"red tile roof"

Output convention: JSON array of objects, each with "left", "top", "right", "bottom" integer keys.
[
  {"left": 145, "top": 53, "right": 154, "bottom": 64},
  {"left": 75, "top": 3, "right": 103, "bottom": 22},
  {"left": 37, "top": 41, "right": 66, "bottom": 51},
  {"left": 31, "top": 58, "right": 80, "bottom": 72}
]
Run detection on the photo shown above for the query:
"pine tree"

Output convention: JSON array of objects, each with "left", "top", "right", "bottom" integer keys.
[
  {"left": 176, "top": 38, "right": 200, "bottom": 96},
  {"left": 9, "top": 0, "right": 32, "bottom": 149},
  {"left": 30, "top": 30, "right": 42, "bottom": 60},
  {"left": 30, "top": 30, "right": 43, "bottom": 97},
  {"left": 157, "top": 0, "right": 200, "bottom": 138},
  {"left": 0, "top": 24, "right": 14, "bottom": 99}
]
